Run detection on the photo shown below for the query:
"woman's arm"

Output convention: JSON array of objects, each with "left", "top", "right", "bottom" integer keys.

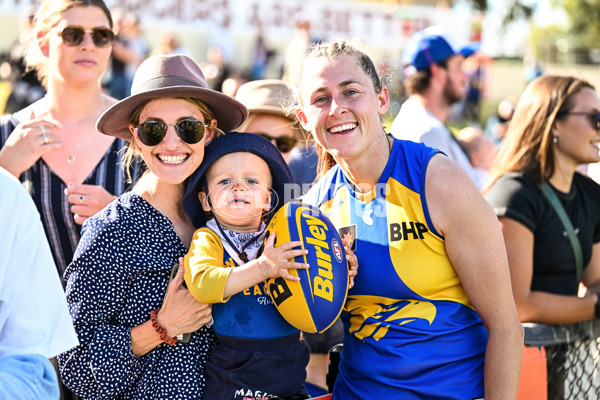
[
  {"left": 426, "top": 154, "right": 523, "bottom": 400},
  {"left": 0, "top": 113, "right": 63, "bottom": 178},
  {"left": 581, "top": 242, "right": 600, "bottom": 294},
  {"left": 501, "top": 217, "right": 597, "bottom": 324},
  {"left": 131, "top": 261, "right": 212, "bottom": 357},
  {"left": 58, "top": 255, "right": 146, "bottom": 400},
  {"left": 57, "top": 216, "right": 168, "bottom": 399}
]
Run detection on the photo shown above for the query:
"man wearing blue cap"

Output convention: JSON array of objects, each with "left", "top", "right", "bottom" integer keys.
[{"left": 390, "top": 27, "right": 486, "bottom": 189}]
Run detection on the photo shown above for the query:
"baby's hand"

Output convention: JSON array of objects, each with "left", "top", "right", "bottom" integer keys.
[
  {"left": 258, "top": 232, "right": 309, "bottom": 281},
  {"left": 343, "top": 238, "right": 359, "bottom": 289}
]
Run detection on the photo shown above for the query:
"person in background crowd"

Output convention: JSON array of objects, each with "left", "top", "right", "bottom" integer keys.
[
  {"left": 523, "top": 53, "right": 544, "bottom": 83},
  {"left": 2, "top": 6, "right": 45, "bottom": 114},
  {"left": 109, "top": 12, "right": 147, "bottom": 99},
  {"left": 2, "top": 4, "right": 139, "bottom": 398},
  {"left": 294, "top": 39, "right": 523, "bottom": 399},
  {"left": 458, "top": 42, "right": 483, "bottom": 126},
  {"left": 58, "top": 54, "right": 248, "bottom": 399},
  {"left": 484, "top": 75, "right": 600, "bottom": 399},
  {"left": 235, "top": 79, "right": 318, "bottom": 190},
  {"left": 202, "top": 45, "right": 231, "bottom": 93},
  {"left": 390, "top": 26, "right": 484, "bottom": 189},
  {"left": 485, "top": 96, "right": 516, "bottom": 144},
  {"left": 0, "top": 0, "right": 141, "bottom": 288},
  {"left": 457, "top": 126, "right": 497, "bottom": 189},
  {"left": 457, "top": 127, "right": 497, "bottom": 170},
  {"left": 151, "top": 32, "right": 191, "bottom": 58},
  {"left": 283, "top": 12, "right": 320, "bottom": 88},
  {"left": 250, "top": 25, "right": 274, "bottom": 81},
  {"left": 0, "top": 166, "right": 78, "bottom": 400},
  {"left": 221, "top": 74, "right": 247, "bottom": 99},
  {"left": 106, "top": 7, "right": 126, "bottom": 99},
  {"left": 485, "top": 75, "right": 600, "bottom": 325}
]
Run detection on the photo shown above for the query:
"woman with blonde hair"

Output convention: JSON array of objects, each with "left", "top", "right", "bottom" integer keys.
[
  {"left": 0, "top": 0, "right": 141, "bottom": 284},
  {"left": 294, "top": 39, "right": 522, "bottom": 399},
  {"left": 58, "top": 54, "right": 248, "bottom": 399}
]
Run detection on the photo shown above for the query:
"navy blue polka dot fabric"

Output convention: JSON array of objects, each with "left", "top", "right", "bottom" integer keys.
[{"left": 57, "top": 193, "right": 213, "bottom": 399}]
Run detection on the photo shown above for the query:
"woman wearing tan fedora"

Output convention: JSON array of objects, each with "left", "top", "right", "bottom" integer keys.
[
  {"left": 57, "top": 54, "right": 248, "bottom": 399},
  {"left": 235, "top": 79, "right": 318, "bottom": 190}
]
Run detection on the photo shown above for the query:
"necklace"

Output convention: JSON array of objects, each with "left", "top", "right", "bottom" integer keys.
[
  {"left": 205, "top": 196, "right": 266, "bottom": 263},
  {"left": 67, "top": 143, "right": 80, "bottom": 163},
  {"left": 43, "top": 97, "right": 102, "bottom": 163},
  {"left": 149, "top": 190, "right": 166, "bottom": 216}
]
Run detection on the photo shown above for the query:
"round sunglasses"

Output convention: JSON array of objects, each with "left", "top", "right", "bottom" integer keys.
[
  {"left": 58, "top": 26, "right": 115, "bottom": 48},
  {"left": 135, "top": 119, "right": 209, "bottom": 146},
  {"left": 258, "top": 133, "right": 297, "bottom": 153}
]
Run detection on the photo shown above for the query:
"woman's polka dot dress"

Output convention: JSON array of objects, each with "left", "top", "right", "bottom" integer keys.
[{"left": 57, "top": 193, "right": 214, "bottom": 399}]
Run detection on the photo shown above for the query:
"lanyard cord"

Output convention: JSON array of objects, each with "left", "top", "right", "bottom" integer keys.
[{"left": 206, "top": 195, "right": 266, "bottom": 263}]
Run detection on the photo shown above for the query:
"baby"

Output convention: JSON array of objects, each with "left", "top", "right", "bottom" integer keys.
[{"left": 182, "top": 132, "right": 316, "bottom": 400}]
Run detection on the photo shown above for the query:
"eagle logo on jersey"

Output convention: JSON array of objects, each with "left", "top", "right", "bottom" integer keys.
[{"left": 346, "top": 295, "right": 437, "bottom": 341}]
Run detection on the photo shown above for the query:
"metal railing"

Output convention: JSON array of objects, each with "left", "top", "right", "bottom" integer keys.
[{"left": 524, "top": 320, "right": 600, "bottom": 399}]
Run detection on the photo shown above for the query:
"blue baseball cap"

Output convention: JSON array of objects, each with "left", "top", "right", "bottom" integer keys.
[
  {"left": 459, "top": 42, "right": 481, "bottom": 58},
  {"left": 403, "top": 26, "right": 476, "bottom": 71}
]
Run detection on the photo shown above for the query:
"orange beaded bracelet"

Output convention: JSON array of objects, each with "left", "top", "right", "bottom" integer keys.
[{"left": 150, "top": 309, "right": 177, "bottom": 346}]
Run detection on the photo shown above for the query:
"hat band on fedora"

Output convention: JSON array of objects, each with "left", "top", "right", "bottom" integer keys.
[{"left": 135, "top": 76, "right": 206, "bottom": 94}]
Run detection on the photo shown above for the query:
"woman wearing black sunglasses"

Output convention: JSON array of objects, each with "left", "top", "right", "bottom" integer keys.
[
  {"left": 57, "top": 54, "right": 248, "bottom": 399},
  {"left": 234, "top": 79, "right": 319, "bottom": 193},
  {"left": 0, "top": 0, "right": 139, "bottom": 290},
  {"left": 485, "top": 75, "right": 600, "bottom": 397}
]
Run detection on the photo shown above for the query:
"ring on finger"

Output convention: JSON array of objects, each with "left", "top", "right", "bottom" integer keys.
[
  {"left": 40, "top": 126, "right": 48, "bottom": 145},
  {"left": 78, "top": 195, "right": 85, "bottom": 205}
]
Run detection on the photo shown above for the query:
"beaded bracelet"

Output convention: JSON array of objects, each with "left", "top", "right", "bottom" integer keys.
[{"left": 150, "top": 309, "right": 177, "bottom": 346}]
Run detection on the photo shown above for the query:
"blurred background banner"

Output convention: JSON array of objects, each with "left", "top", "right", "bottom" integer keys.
[
  {"left": 0, "top": 0, "right": 474, "bottom": 71},
  {"left": 1, "top": 0, "right": 600, "bottom": 130}
]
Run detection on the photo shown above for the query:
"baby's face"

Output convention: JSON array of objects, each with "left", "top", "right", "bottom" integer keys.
[{"left": 200, "top": 152, "right": 273, "bottom": 233}]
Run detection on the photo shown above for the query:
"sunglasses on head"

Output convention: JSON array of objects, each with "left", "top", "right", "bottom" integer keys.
[
  {"left": 58, "top": 26, "right": 115, "bottom": 48},
  {"left": 559, "top": 111, "right": 600, "bottom": 131},
  {"left": 135, "top": 119, "right": 209, "bottom": 146},
  {"left": 258, "top": 133, "right": 297, "bottom": 153}
]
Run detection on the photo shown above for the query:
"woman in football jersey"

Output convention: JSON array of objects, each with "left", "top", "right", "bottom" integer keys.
[{"left": 294, "top": 40, "right": 523, "bottom": 400}]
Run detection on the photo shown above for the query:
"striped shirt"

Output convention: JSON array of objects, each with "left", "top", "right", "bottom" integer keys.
[{"left": 0, "top": 114, "right": 141, "bottom": 285}]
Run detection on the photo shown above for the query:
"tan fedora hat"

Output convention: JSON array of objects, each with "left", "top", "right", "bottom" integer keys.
[
  {"left": 97, "top": 54, "right": 248, "bottom": 140},
  {"left": 234, "top": 79, "right": 295, "bottom": 122}
]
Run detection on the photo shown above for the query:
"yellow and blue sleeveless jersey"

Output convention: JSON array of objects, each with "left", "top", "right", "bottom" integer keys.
[{"left": 303, "top": 138, "right": 487, "bottom": 399}]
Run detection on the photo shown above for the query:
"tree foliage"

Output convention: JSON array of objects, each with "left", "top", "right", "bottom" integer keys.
[
  {"left": 562, "top": 0, "right": 600, "bottom": 49},
  {"left": 503, "top": 1, "right": 534, "bottom": 25},
  {"left": 467, "top": 0, "right": 488, "bottom": 11}
]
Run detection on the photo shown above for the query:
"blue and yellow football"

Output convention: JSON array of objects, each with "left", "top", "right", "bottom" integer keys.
[{"left": 264, "top": 201, "right": 348, "bottom": 333}]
